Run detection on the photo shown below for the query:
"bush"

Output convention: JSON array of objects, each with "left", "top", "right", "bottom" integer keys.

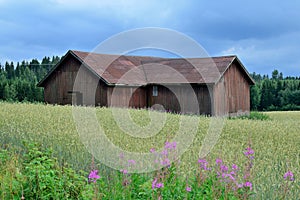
[
  {"left": 229, "top": 112, "right": 270, "bottom": 120},
  {"left": 0, "top": 142, "right": 93, "bottom": 200}
]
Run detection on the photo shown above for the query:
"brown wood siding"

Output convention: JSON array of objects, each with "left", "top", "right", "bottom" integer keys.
[
  {"left": 43, "top": 55, "right": 103, "bottom": 106},
  {"left": 43, "top": 56, "right": 81, "bottom": 104},
  {"left": 107, "top": 86, "right": 147, "bottom": 108},
  {"left": 193, "top": 84, "right": 213, "bottom": 115},
  {"left": 213, "top": 62, "right": 251, "bottom": 116},
  {"left": 146, "top": 84, "right": 212, "bottom": 115}
]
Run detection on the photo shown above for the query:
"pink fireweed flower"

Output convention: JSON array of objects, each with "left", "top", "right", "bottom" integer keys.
[
  {"left": 232, "top": 164, "right": 238, "bottom": 171},
  {"left": 198, "top": 159, "right": 209, "bottom": 170},
  {"left": 88, "top": 170, "right": 100, "bottom": 183},
  {"left": 244, "top": 147, "right": 254, "bottom": 156},
  {"left": 164, "top": 141, "right": 177, "bottom": 150},
  {"left": 128, "top": 159, "right": 136, "bottom": 165},
  {"left": 284, "top": 171, "right": 294, "bottom": 181},
  {"left": 186, "top": 186, "right": 192, "bottom": 192},
  {"left": 216, "top": 158, "right": 222, "bottom": 165},
  {"left": 152, "top": 178, "right": 157, "bottom": 189},
  {"left": 161, "top": 149, "right": 168, "bottom": 156},
  {"left": 244, "top": 181, "right": 253, "bottom": 190},
  {"left": 120, "top": 169, "right": 128, "bottom": 174},
  {"left": 156, "top": 182, "right": 164, "bottom": 188},
  {"left": 220, "top": 165, "right": 228, "bottom": 172},
  {"left": 160, "top": 158, "right": 171, "bottom": 166},
  {"left": 150, "top": 148, "right": 156, "bottom": 153},
  {"left": 152, "top": 178, "right": 164, "bottom": 189}
]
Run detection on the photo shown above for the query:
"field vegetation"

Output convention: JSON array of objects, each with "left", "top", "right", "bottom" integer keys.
[{"left": 0, "top": 102, "right": 299, "bottom": 199}]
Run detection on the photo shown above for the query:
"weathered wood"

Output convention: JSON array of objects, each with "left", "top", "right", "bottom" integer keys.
[{"left": 40, "top": 51, "right": 253, "bottom": 116}]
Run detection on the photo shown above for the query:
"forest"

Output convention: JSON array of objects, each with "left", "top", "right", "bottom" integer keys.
[{"left": 0, "top": 57, "right": 299, "bottom": 111}]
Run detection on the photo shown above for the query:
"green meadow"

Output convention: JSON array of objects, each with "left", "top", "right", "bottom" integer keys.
[{"left": 0, "top": 102, "right": 299, "bottom": 199}]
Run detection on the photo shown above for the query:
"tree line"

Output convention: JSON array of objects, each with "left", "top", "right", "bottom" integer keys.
[
  {"left": 250, "top": 70, "right": 300, "bottom": 111},
  {"left": 0, "top": 57, "right": 299, "bottom": 111},
  {"left": 0, "top": 56, "right": 60, "bottom": 102}
]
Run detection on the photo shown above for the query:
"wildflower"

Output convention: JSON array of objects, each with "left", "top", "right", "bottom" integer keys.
[
  {"left": 128, "top": 159, "right": 136, "bottom": 165},
  {"left": 216, "top": 158, "right": 222, "bottom": 165},
  {"left": 160, "top": 158, "right": 171, "bottom": 166},
  {"left": 88, "top": 170, "right": 100, "bottom": 183},
  {"left": 198, "top": 159, "right": 209, "bottom": 170},
  {"left": 284, "top": 171, "right": 294, "bottom": 181},
  {"left": 228, "top": 174, "right": 236, "bottom": 181},
  {"left": 152, "top": 178, "right": 164, "bottom": 189},
  {"left": 220, "top": 165, "right": 228, "bottom": 172},
  {"left": 161, "top": 149, "right": 168, "bottom": 156},
  {"left": 244, "top": 147, "right": 254, "bottom": 156},
  {"left": 186, "top": 186, "right": 192, "bottom": 192},
  {"left": 152, "top": 178, "right": 157, "bottom": 189},
  {"left": 150, "top": 148, "right": 156, "bottom": 153},
  {"left": 244, "top": 181, "right": 253, "bottom": 190},
  {"left": 164, "top": 141, "right": 177, "bottom": 150},
  {"left": 232, "top": 164, "right": 238, "bottom": 170},
  {"left": 120, "top": 169, "right": 128, "bottom": 174},
  {"left": 156, "top": 182, "right": 164, "bottom": 188}
]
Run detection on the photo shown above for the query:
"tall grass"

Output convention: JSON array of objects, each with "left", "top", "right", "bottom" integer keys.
[{"left": 0, "top": 102, "right": 299, "bottom": 199}]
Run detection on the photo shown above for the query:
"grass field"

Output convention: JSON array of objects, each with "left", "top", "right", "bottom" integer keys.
[{"left": 0, "top": 102, "right": 299, "bottom": 199}]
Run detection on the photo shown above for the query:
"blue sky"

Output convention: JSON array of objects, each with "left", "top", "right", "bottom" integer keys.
[{"left": 0, "top": 0, "right": 299, "bottom": 76}]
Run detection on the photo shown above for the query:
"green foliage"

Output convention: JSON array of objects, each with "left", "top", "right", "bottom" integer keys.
[
  {"left": 229, "top": 112, "right": 270, "bottom": 121},
  {"left": 0, "top": 102, "right": 299, "bottom": 199},
  {"left": 250, "top": 70, "right": 300, "bottom": 111},
  {"left": 0, "top": 142, "right": 92, "bottom": 199},
  {"left": 0, "top": 56, "right": 60, "bottom": 103}
]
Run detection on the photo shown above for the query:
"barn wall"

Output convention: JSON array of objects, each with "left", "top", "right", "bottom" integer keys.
[
  {"left": 107, "top": 86, "right": 147, "bottom": 108},
  {"left": 43, "top": 55, "right": 104, "bottom": 106},
  {"left": 193, "top": 84, "right": 213, "bottom": 115},
  {"left": 146, "top": 84, "right": 212, "bottom": 115},
  {"left": 43, "top": 55, "right": 81, "bottom": 104},
  {"left": 213, "top": 61, "right": 251, "bottom": 116}
]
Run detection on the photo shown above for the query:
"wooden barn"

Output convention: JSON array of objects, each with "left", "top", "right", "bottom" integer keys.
[{"left": 37, "top": 50, "right": 255, "bottom": 116}]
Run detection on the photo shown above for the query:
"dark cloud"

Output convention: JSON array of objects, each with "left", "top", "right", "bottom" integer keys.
[{"left": 0, "top": 0, "right": 299, "bottom": 76}]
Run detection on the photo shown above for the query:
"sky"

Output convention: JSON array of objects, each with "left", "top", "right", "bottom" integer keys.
[{"left": 0, "top": 0, "right": 299, "bottom": 76}]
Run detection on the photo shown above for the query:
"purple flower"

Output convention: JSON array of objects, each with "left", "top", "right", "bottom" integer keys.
[
  {"left": 230, "top": 171, "right": 236, "bottom": 176},
  {"left": 216, "top": 158, "right": 222, "bottom": 165},
  {"left": 88, "top": 170, "right": 100, "bottom": 183},
  {"left": 232, "top": 164, "right": 238, "bottom": 170},
  {"left": 156, "top": 182, "right": 164, "bottom": 188},
  {"left": 152, "top": 178, "right": 157, "bottom": 189},
  {"left": 284, "top": 171, "right": 294, "bottom": 181},
  {"left": 161, "top": 149, "right": 168, "bottom": 156},
  {"left": 244, "top": 147, "right": 254, "bottom": 156},
  {"left": 165, "top": 141, "right": 177, "bottom": 150},
  {"left": 186, "top": 186, "right": 192, "bottom": 192},
  {"left": 150, "top": 148, "right": 156, "bottom": 153},
  {"left": 120, "top": 169, "right": 128, "bottom": 174},
  {"left": 198, "top": 159, "right": 209, "bottom": 170},
  {"left": 244, "top": 181, "right": 253, "bottom": 190},
  {"left": 160, "top": 158, "right": 171, "bottom": 166},
  {"left": 128, "top": 159, "right": 136, "bottom": 165},
  {"left": 152, "top": 178, "right": 164, "bottom": 189},
  {"left": 228, "top": 174, "right": 236, "bottom": 181},
  {"left": 220, "top": 165, "right": 228, "bottom": 172}
]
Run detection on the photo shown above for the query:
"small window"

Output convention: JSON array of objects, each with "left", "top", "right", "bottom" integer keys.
[{"left": 153, "top": 86, "right": 158, "bottom": 96}]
